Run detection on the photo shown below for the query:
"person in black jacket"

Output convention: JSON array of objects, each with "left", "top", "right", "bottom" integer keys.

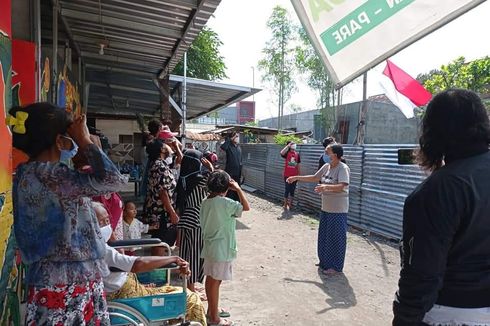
[
  {"left": 220, "top": 132, "right": 242, "bottom": 201},
  {"left": 393, "top": 89, "right": 490, "bottom": 326}
]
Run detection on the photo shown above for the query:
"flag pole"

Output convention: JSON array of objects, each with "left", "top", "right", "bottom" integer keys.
[{"left": 355, "top": 72, "right": 368, "bottom": 145}]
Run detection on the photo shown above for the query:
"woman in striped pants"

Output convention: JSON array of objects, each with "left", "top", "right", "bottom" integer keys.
[{"left": 175, "top": 149, "right": 213, "bottom": 293}]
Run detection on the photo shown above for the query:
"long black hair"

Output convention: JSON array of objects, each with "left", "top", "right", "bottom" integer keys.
[{"left": 417, "top": 89, "right": 490, "bottom": 171}]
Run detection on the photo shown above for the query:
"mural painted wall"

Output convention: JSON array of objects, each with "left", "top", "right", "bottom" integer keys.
[
  {"left": 12, "top": 39, "right": 35, "bottom": 168},
  {"left": 0, "top": 0, "right": 15, "bottom": 323},
  {"left": 41, "top": 50, "right": 81, "bottom": 116}
]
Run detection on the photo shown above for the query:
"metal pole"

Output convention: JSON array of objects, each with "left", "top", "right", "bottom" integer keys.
[
  {"left": 34, "top": 0, "right": 41, "bottom": 101},
  {"left": 251, "top": 66, "right": 255, "bottom": 102},
  {"left": 52, "top": 0, "right": 59, "bottom": 104},
  {"left": 182, "top": 52, "right": 187, "bottom": 140},
  {"left": 355, "top": 72, "right": 368, "bottom": 145}
]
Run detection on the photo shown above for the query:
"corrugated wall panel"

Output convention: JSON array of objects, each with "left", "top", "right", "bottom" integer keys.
[
  {"left": 265, "top": 144, "right": 285, "bottom": 201},
  {"left": 242, "top": 166, "right": 265, "bottom": 192},
  {"left": 240, "top": 143, "right": 426, "bottom": 240},
  {"left": 343, "top": 146, "right": 363, "bottom": 226},
  {"left": 360, "top": 145, "right": 425, "bottom": 239}
]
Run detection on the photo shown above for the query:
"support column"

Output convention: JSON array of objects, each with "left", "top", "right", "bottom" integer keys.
[
  {"left": 51, "top": 0, "right": 58, "bottom": 104},
  {"left": 355, "top": 72, "right": 368, "bottom": 145},
  {"left": 33, "top": 0, "right": 41, "bottom": 101}
]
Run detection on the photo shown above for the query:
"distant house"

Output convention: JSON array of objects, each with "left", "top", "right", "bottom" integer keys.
[{"left": 258, "top": 98, "right": 420, "bottom": 144}]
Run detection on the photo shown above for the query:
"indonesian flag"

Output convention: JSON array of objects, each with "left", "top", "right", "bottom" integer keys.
[{"left": 379, "top": 60, "right": 432, "bottom": 119}]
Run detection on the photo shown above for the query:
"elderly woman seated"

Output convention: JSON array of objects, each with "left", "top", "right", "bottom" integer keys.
[{"left": 92, "top": 201, "right": 207, "bottom": 326}]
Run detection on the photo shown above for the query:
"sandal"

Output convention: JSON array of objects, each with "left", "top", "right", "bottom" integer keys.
[
  {"left": 219, "top": 308, "right": 231, "bottom": 318},
  {"left": 322, "top": 268, "right": 339, "bottom": 275},
  {"left": 207, "top": 318, "right": 234, "bottom": 326}
]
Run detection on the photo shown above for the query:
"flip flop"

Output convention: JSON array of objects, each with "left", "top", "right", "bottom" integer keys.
[
  {"left": 207, "top": 318, "right": 234, "bottom": 326},
  {"left": 219, "top": 308, "right": 231, "bottom": 318}
]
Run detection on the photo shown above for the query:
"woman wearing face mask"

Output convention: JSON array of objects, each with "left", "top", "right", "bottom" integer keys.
[
  {"left": 9, "top": 103, "right": 127, "bottom": 325},
  {"left": 318, "top": 137, "right": 335, "bottom": 170},
  {"left": 287, "top": 144, "right": 350, "bottom": 275},
  {"left": 143, "top": 139, "right": 179, "bottom": 255},
  {"left": 280, "top": 141, "right": 301, "bottom": 211},
  {"left": 175, "top": 149, "right": 214, "bottom": 293}
]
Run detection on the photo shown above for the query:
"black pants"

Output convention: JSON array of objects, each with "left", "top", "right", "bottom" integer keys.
[
  {"left": 284, "top": 177, "right": 297, "bottom": 198},
  {"left": 226, "top": 174, "right": 240, "bottom": 201}
]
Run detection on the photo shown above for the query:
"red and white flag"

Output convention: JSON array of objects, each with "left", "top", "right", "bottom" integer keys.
[{"left": 379, "top": 60, "right": 432, "bottom": 119}]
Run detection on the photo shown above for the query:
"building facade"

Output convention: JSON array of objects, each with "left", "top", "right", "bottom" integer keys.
[{"left": 258, "top": 100, "right": 420, "bottom": 144}]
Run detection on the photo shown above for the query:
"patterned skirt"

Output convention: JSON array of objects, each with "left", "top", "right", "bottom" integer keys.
[
  {"left": 26, "top": 279, "right": 109, "bottom": 326},
  {"left": 318, "top": 211, "right": 348, "bottom": 272}
]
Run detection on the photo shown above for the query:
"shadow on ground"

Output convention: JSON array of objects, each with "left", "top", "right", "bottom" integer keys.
[{"left": 284, "top": 271, "right": 357, "bottom": 314}]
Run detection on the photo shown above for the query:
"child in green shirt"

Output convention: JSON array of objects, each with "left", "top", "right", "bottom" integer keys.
[{"left": 200, "top": 171, "right": 250, "bottom": 326}]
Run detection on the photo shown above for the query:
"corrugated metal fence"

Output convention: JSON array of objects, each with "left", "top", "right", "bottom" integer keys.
[{"left": 240, "top": 144, "right": 426, "bottom": 240}]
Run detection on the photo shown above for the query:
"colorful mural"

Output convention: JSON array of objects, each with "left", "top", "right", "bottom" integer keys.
[
  {"left": 40, "top": 57, "right": 50, "bottom": 102},
  {"left": 57, "top": 65, "right": 81, "bottom": 116},
  {"left": 41, "top": 51, "right": 82, "bottom": 116},
  {"left": 0, "top": 0, "right": 15, "bottom": 322},
  {"left": 11, "top": 40, "right": 35, "bottom": 168}
]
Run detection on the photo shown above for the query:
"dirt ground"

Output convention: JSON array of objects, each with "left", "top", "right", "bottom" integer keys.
[{"left": 215, "top": 193, "right": 401, "bottom": 326}]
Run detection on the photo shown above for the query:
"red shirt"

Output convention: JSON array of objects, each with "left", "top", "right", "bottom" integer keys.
[{"left": 283, "top": 150, "right": 301, "bottom": 177}]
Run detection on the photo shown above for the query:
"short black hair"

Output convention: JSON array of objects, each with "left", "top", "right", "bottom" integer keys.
[
  {"left": 9, "top": 102, "right": 72, "bottom": 159},
  {"left": 329, "top": 144, "right": 344, "bottom": 159},
  {"left": 322, "top": 137, "right": 335, "bottom": 148},
  {"left": 207, "top": 170, "right": 231, "bottom": 193},
  {"left": 417, "top": 88, "right": 490, "bottom": 171},
  {"left": 148, "top": 119, "right": 162, "bottom": 136},
  {"left": 146, "top": 139, "right": 164, "bottom": 161},
  {"left": 124, "top": 201, "right": 135, "bottom": 209}
]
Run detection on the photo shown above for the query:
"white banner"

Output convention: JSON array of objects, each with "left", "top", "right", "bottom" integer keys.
[{"left": 290, "top": 0, "right": 486, "bottom": 87}]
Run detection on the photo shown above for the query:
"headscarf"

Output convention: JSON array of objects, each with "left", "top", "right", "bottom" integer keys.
[{"left": 175, "top": 149, "right": 204, "bottom": 213}]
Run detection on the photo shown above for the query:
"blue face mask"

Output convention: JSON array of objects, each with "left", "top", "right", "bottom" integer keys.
[
  {"left": 60, "top": 136, "right": 79, "bottom": 164},
  {"left": 322, "top": 153, "right": 331, "bottom": 164}
]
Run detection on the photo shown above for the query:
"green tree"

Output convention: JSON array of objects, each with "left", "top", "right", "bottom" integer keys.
[
  {"left": 417, "top": 56, "right": 490, "bottom": 94},
  {"left": 258, "top": 6, "right": 297, "bottom": 131},
  {"left": 273, "top": 133, "right": 302, "bottom": 145},
  {"left": 173, "top": 27, "right": 227, "bottom": 80},
  {"left": 295, "top": 27, "right": 338, "bottom": 135}
]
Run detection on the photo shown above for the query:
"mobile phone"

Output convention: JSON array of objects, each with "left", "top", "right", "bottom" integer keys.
[{"left": 397, "top": 148, "right": 416, "bottom": 165}]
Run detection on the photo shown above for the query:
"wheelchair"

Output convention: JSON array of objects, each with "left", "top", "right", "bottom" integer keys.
[{"left": 107, "top": 239, "right": 202, "bottom": 326}]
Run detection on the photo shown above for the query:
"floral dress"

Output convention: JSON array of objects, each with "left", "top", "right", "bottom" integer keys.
[
  {"left": 143, "top": 159, "right": 177, "bottom": 236},
  {"left": 13, "top": 144, "right": 127, "bottom": 325}
]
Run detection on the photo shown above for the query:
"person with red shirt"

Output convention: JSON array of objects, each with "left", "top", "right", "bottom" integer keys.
[{"left": 280, "top": 141, "right": 301, "bottom": 211}]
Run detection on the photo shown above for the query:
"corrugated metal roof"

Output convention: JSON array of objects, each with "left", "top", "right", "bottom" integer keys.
[
  {"left": 82, "top": 65, "right": 260, "bottom": 118},
  {"left": 43, "top": 0, "right": 259, "bottom": 119}
]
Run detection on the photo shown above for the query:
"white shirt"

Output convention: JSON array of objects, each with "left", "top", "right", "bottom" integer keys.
[
  {"left": 103, "top": 245, "right": 138, "bottom": 293},
  {"left": 123, "top": 219, "right": 150, "bottom": 240}
]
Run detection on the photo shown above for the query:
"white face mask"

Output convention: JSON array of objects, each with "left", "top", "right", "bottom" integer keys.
[
  {"left": 100, "top": 225, "right": 112, "bottom": 242},
  {"left": 290, "top": 144, "right": 297, "bottom": 150},
  {"left": 164, "top": 156, "right": 173, "bottom": 165}
]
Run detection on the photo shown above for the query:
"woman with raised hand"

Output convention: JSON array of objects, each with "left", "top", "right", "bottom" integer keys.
[
  {"left": 287, "top": 144, "right": 350, "bottom": 275},
  {"left": 9, "top": 102, "right": 127, "bottom": 325}
]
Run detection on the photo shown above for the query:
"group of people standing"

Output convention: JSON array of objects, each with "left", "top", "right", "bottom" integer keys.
[
  {"left": 137, "top": 122, "right": 248, "bottom": 326},
  {"left": 8, "top": 88, "right": 490, "bottom": 326},
  {"left": 279, "top": 89, "right": 490, "bottom": 326},
  {"left": 9, "top": 103, "right": 248, "bottom": 326}
]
